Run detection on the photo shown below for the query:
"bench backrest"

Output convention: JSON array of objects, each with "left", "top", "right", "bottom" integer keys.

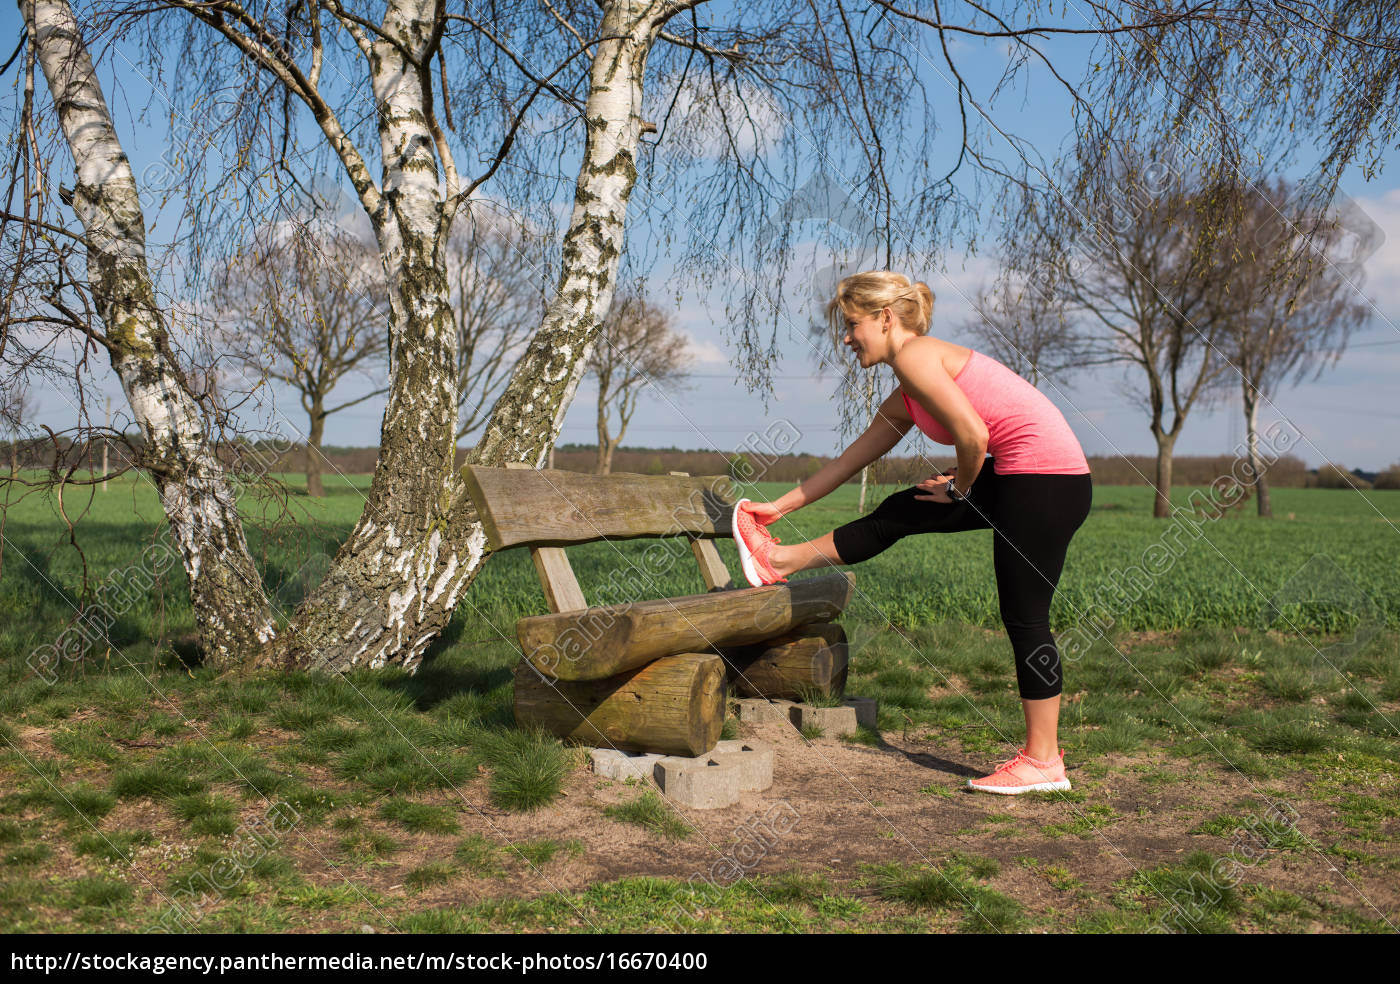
[
  {"left": 460, "top": 465, "right": 737, "bottom": 548},
  {"left": 462, "top": 463, "right": 740, "bottom": 613}
]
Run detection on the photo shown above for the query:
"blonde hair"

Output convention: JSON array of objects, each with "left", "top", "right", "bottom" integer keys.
[{"left": 826, "top": 271, "right": 935, "bottom": 341}]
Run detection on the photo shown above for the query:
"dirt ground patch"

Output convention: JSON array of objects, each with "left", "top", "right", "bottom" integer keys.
[{"left": 288, "top": 717, "right": 1397, "bottom": 929}]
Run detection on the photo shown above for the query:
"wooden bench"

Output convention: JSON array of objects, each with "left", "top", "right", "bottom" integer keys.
[{"left": 460, "top": 463, "right": 856, "bottom": 755}]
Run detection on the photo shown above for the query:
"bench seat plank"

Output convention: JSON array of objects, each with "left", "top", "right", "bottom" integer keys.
[{"left": 517, "top": 570, "right": 856, "bottom": 681}]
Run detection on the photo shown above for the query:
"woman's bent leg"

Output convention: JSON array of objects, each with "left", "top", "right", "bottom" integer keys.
[{"left": 823, "top": 469, "right": 1000, "bottom": 568}]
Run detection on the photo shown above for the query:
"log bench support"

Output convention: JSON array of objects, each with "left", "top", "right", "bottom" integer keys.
[{"left": 462, "top": 464, "right": 858, "bottom": 757}]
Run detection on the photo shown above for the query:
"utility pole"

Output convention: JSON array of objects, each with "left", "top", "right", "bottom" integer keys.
[
  {"left": 858, "top": 373, "right": 875, "bottom": 514},
  {"left": 102, "top": 395, "right": 110, "bottom": 491}
]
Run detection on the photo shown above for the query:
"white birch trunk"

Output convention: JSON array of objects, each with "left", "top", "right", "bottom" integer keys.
[
  {"left": 469, "top": 0, "right": 665, "bottom": 467},
  {"left": 24, "top": 0, "right": 274, "bottom": 666},
  {"left": 264, "top": 0, "right": 462, "bottom": 672}
]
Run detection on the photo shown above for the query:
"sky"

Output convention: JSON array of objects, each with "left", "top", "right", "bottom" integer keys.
[{"left": 7, "top": 3, "right": 1400, "bottom": 474}]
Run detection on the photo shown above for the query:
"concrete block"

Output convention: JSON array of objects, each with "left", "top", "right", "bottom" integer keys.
[
  {"left": 842, "top": 695, "right": 878, "bottom": 730},
  {"left": 789, "top": 703, "right": 858, "bottom": 734},
  {"left": 709, "top": 739, "right": 774, "bottom": 792},
  {"left": 589, "top": 748, "right": 664, "bottom": 784},
  {"left": 734, "top": 697, "right": 795, "bottom": 725},
  {"left": 654, "top": 755, "right": 741, "bottom": 809}
]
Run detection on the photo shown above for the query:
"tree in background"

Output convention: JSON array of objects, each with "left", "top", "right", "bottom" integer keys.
[
  {"left": 587, "top": 294, "right": 693, "bottom": 475},
  {"left": 1373, "top": 465, "right": 1400, "bottom": 491},
  {"left": 0, "top": 384, "right": 30, "bottom": 473},
  {"left": 209, "top": 225, "right": 390, "bottom": 498},
  {"left": 447, "top": 217, "right": 545, "bottom": 444},
  {"left": 1222, "top": 180, "right": 1370, "bottom": 516},
  {"left": 1015, "top": 158, "right": 1239, "bottom": 518},
  {"left": 1315, "top": 464, "right": 1372, "bottom": 489}
]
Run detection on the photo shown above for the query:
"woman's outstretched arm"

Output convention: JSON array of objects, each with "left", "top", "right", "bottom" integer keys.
[{"left": 748, "top": 388, "right": 913, "bottom": 521}]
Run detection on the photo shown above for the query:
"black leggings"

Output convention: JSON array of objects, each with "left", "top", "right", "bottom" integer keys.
[{"left": 831, "top": 461, "right": 1092, "bottom": 700}]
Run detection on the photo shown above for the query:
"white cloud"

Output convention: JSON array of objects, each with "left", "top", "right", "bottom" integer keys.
[
  {"left": 681, "top": 334, "right": 728, "bottom": 366},
  {"left": 657, "top": 76, "right": 786, "bottom": 159},
  {"left": 1349, "top": 188, "right": 1400, "bottom": 324}
]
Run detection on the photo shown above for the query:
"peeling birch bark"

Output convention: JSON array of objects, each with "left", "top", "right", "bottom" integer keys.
[{"left": 24, "top": 0, "right": 274, "bottom": 666}]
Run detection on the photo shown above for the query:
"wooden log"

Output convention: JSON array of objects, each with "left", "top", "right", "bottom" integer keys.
[
  {"left": 461, "top": 465, "right": 737, "bottom": 549},
  {"left": 516, "top": 570, "right": 856, "bottom": 681},
  {"left": 513, "top": 652, "right": 725, "bottom": 756},
  {"left": 717, "top": 623, "right": 849, "bottom": 700}
]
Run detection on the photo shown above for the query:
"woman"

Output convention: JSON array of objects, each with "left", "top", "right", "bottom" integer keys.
[{"left": 732, "top": 271, "right": 1092, "bottom": 794}]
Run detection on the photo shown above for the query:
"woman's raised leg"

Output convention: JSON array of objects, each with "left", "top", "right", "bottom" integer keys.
[
  {"left": 766, "top": 530, "right": 846, "bottom": 577},
  {"left": 765, "top": 479, "right": 998, "bottom": 577}
]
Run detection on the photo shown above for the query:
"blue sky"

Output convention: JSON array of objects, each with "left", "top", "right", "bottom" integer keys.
[{"left": 7, "top": 3, "right": 1399, "bottom": 474}]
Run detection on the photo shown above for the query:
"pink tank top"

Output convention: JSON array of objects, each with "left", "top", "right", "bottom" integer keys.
[{"left": 900, "top": 349, "right": 1090, "bottom": 475}]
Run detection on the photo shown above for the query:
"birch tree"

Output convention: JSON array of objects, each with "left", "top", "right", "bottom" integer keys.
[{"left": 18, "top": 0, "right": 275, "bottom": 665}]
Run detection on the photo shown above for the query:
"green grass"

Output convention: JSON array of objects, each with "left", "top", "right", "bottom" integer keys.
[
  {"left": 794, "top": 685, "right": 843, "bottom": 708},
  {"left": 602, "top": 791, "right": 691, "bottom": 840},
  {"left": 109, "top": 765, "right": 206, "bottom": 801},
  {"left": 41, "top": 782, "right": 117, "bottom": 825},
  {"left": 171, "top": 792, "right": 240, "bottom": 836},
  {"left": 404, "top": 861, "right": 457, "bottom": 891},
  {"left": 73, "top": 829, "right": 155, "bottom": 863},
  {"left": 841, "top": 725, "right": 881, "bottom": 746},
  {"left": 3, "top": 477, "right": 1400, "bottom": 932},
  {"left": 5, "top": 478, "right": 1399, "bottom": 686},
  {"left": 865, "top": 856, "right": 1023, "bottom": 932},
  {"left": 4, "top": 844, "right": 51, "bottom": 868},
  {"left": 477, "top": 729, "right": 572, "bottom": 812},
  {"left": 510, "top": 838, "right": 584, "bottom": 866},
  {"left": 1019, "top": 857, "right": 1084, "bottom": 892},
  {"left": 338, "top": 829, "right": 400, "bottom": 864},
  {"left": 1118, "top": 851, "right": 1245, "bottom": 934},
  {"left": 454, "top": 834, "right": 504, "bottom": 876},
  {"left": 68, "top": 876, "right": 134, "bottom": 910},
  {"left": 377, "top": 799, "right": 459, "bottom": 835}
]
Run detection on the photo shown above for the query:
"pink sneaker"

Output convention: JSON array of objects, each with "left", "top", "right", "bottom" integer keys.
[
  {"left": 967, "top": 748, "right": 1071, "bottom": 795},
  {"left": 732, "top": 499, "right": 787, "bottom": 587}
]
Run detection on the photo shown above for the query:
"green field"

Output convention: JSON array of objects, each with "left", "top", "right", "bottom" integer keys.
[
  {"left": 2, "top": 474, "right": 1397, "bottom": 676},
  {"left": 1, "top": 472, "right": 1397, "bottom": 933}
]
